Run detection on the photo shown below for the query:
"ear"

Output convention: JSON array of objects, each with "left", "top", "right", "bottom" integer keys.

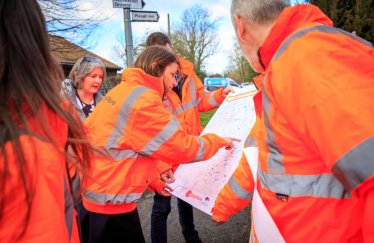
[
  {"left": 151, "top": 62, "right": 158, "bottom": 72},
  {"left": 74, "top": 72, "right": 77, "bottom": 78},
  {"left": 233, "top": 14, "right": 246, "bottom": 41}
]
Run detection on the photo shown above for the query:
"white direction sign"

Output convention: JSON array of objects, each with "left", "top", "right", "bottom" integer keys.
[
  {"left": 112, "top": 0, "right": 142, "bottom": 9},
  {"left": 131, "top": 11, "right": 159, "bottom": 22}
]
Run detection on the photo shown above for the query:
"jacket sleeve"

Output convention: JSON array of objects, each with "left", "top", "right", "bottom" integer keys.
[
  {"left": 273, "top": 37, "right": 374, "bottom": 210},
  {"left": 148, "top": 175, "right": 165, "bottom": 193},
  {"left": 127, "top": 96, "right": 227, "bottom": 164},
  {"left": 157, "top": 160, "right": 172, "bottom": 175},
  {"left": 212, "top": 116, "right": 261, "bottom": 221},
  {"left": 212, "top": 151, "right": 255, "bottom": 221},
  {"left": 192, "top": 72, "right": 225, "bottom": 112}
]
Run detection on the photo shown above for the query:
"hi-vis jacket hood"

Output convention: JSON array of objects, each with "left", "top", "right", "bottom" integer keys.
[
  {"left": 83, "top": 68, "right": 226, "bottom": 214},
  {"left": 122, "top": 68, "right": 165, "bottom": 96},
  {"left": 177, "top": 56, "right": 194, "bottom": 76},
  {"left": 156, "top": 56, "right": 226, "bottom": 175},
  {"left": 258, "top": 4, "right": 333, "bottom": 70},
  {"left": 213, "top": 4, "right": 374, "bottom": 243}
]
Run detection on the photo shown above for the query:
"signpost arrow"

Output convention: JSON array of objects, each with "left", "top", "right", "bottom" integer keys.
[
  {"left": 131, "top": 10, "right": 159, "bottom": 22},
  {"left": 112, "top": 0, "right": 145, "bottom": 10}
]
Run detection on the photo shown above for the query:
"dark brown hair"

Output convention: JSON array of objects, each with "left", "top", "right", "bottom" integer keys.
[
  {"left": 146, "top": 32, "right": 173, "bottom": 48},
  {"left": 0, "top": 0, "right": 93, "bottom": 239},
  {"left": 134, "top": 46, "right": 180, "bottom": 77},
  {"left": 134, "top": 46, "right": 180, "bottom": 100}
]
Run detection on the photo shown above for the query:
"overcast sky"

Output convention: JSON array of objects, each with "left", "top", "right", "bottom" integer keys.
[{"left": 87, "top": 0, "right": 298, "bottom": 74}]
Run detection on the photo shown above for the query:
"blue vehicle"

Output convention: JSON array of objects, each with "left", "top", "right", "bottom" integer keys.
[{"left": 204, "top": 77, "right": 242, "bottom": 92}]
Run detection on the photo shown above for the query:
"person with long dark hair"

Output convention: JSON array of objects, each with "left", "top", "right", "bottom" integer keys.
[
  {"left": 0, "top": 0, "right": 94, "bottom": 242},
  {"left": 80, "top": 46, "right": 240, "bottom": 243}
]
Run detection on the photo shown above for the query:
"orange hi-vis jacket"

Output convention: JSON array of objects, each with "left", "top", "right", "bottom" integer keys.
[
  {"left": 157, "top": 57, "right": 225, "bottom": 175},
  {"left": 0, "top": 104, "right": 80, "bottom": 243},
  {"left": 82, "top": 68, "right": 227, "bottom": 215},
  {"left": 212, "top": 75, "right": 263, "bottom": 221},
  {"left": 213, "top": 4, "right": 374, "bottom": 242}
]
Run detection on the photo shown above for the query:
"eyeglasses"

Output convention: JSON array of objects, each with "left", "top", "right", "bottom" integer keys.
[{"left": 80, "top": 56, "right": 100, "bottom": 65}]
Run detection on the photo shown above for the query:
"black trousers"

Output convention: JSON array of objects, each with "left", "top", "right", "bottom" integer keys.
[{"left": 80, "top": 206, "right": 145, "bottom": 243}]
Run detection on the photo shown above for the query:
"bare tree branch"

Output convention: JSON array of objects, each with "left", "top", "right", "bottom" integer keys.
[
  {"left": 38, "top": 0, "right": 111, "bottom": 51},
  {"left": 171, "top": 4, "right": 222, "bottom": 73}
]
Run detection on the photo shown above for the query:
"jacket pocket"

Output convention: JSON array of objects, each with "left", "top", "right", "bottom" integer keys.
[{"left": 130, "top": 170, "right": 154, "bottom": 187}]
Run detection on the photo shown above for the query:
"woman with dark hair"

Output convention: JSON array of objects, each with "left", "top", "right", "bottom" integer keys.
[
  {"left": 0, "top": 0, "right": 93, "bottom": 242},
  {"left": 68, "top": 57, "right": 105, "bottom": 121},
  {"left": 81, "top": 46, "right": 240, "bottom": 243}
]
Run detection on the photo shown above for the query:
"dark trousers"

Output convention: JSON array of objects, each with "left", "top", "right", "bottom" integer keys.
[
  {"left": 80, "top": 206, "right": 145, "bottom": 243},
  {"left": 151, "top": 191, "right": 200, "bottom": 243}
]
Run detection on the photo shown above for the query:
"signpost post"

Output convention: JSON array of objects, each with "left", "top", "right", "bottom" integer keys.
[
  {"left": 124, "top": 9, "right": 134, "bottom": 67},
  {"left": 112, "top": 0, "right": 160, "bottom": 68}
]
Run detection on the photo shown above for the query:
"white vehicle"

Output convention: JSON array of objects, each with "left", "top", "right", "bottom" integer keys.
[{"left": 204, "top": 77, "right": 242, "bottom": 92}]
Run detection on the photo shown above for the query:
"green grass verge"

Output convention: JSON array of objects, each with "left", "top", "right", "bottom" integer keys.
[{"left": 199, "top": 109, "right": 217, "bottom": 127}]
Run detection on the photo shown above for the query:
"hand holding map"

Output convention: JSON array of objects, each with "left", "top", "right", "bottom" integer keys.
[{"left": 168, "top": 85, "right": 257, "bottom": 214}]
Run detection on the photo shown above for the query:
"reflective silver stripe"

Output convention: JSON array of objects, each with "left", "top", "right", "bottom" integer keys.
[
  {"left": 171, "top": 105, "right": 184, "bottom": 116},
  {"left": 93, "top": 145, "right": 149, "bottom": 161},
  {"left": 209, "top": 90, "right": 220, "bottom": 108},
  {"left": 258, "top": 167, "right": 352, "bottom": 199},
  {"left": 163, "top": 99, "right": 172, "bottom": 113},
  {"left": 245, "top": 134, "right": 258, "bottom": 148},
  {"left": 63, "top": 176, "right": 74, "bottom": 240},
  {"left": 92, "top": 144, "right": 112, "bottom": 159},
  {"left": 228, "top": 176, "right": 253, "bottom": 200},
  {"left": 140, "top": 116, "right": 181, "bottom": 156},
  {"left": 107, "top": 148, "right": 138, "bottom": 160},
  {"left": 182, "top": 101, "right": 195, "bottom": 110},
  {"left": 332, "top": 136, "right": 374, "bottom": 192},
  {"left": 84, "top": 189, "right": 143, "bottom": 205},
  {"left": 188, "top": 77, "right": 197, "bottom": 107},
  {"left": 272, "top": 25, "right": 373, "bottom": 63},
  {"left": 105, "top": 86, "right": 149, "bottom": 153},
  {"left": 262, "top": 75, "right": 285, "bottom": 173},
  {"left": 163, "top": 100, "right": 184, "bottom": 116},
  {"left": 197, "top": 91, "right": 209, "bottom": 105},
  {"left": 192, "top": 136, "right": 205, "bottom": 162}
]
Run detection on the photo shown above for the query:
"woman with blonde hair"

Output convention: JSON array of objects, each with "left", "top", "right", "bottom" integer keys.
[
  {"left": 0, "top": 0, "right": 93, "bottom": 242},
  {"left": 81, "top": 46, "right": 240, "bottom": 243}
]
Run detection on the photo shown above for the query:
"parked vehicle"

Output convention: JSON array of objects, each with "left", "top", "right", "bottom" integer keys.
[
  {"left": 242, "top": 82, "right": 250, "bottom": 87},
  {"left": 204, "top": 77, "right": 242, "bottom": 92}
]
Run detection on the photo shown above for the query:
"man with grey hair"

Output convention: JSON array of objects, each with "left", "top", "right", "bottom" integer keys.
[{"left": 212, "top": 1, "right": 374, "bottom": 242}]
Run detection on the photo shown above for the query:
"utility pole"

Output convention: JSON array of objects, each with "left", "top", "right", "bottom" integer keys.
[
  {"left": 168, "top": 14, "right": 170, "bottom": 37},
  {"left": 124, "top": 9, "right": 134, "bottom": 68}
]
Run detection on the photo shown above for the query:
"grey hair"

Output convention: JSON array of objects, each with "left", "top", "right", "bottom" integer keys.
[
  {"left": 69, "top": 57, "right": 106, "bottom": 89},
  {"left": 231, "top": 0, "right": 291, "bottom": 28}
]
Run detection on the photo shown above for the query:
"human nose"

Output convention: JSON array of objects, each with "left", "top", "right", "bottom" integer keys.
[
  {"left": 95, "top": 77, "right": 102, "bottom": 83},
  {"left": 172, "top": 78, "right": 177, "bottom": 87}
]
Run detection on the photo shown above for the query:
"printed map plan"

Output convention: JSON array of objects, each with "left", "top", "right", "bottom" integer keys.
[{"left": 168, "top": 86, "right": 257, "bottom": 215}]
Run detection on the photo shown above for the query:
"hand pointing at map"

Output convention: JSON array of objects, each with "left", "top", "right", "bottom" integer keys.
[
  {"left": 222, "top": 87, "right": 235, "bottom": 98},
  {"left": 223, "top": 137, "right": 241, "bottom": 150}
]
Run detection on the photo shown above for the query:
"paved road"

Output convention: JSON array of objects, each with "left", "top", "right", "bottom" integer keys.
[{"left": 137, "top": 192, "right": 251, "bottom": 243}]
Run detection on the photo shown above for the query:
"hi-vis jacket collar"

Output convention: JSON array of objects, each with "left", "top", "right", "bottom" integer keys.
[
  {"left": 259, "top": 4, "right": 333, "bottom": 69},
  {"left": 177, "top": 56, "right": 194, "bottom": 76},
  {"left": 122, "top": 68, "right": 165, "bottom": 96}
]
